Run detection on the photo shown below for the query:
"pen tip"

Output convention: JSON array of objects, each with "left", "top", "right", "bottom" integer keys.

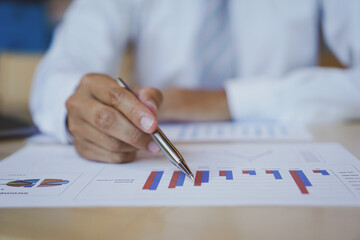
[{"left": 189, "top": 175, "right": 194, "bottom": 181}]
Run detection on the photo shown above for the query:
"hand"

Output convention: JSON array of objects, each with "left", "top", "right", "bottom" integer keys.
[
  {"left": 66, "top": 74, "right": 162, "bottom": 163},
  {"left": 159, "top": 88, "right": 231, "bottom": 122}
]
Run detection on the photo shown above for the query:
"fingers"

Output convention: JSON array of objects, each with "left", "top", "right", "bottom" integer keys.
[
  {"left": 81, "top": 74, "right": 158, "bottom": 133},
  {"left": 66, "top": 73, "right": 163, "bottom": 164},
  {"left": 73, "top": 136, "right": 136, "bottom": 163},
  {"left": 67, "top": 95, "right": 158, "bottom": 153},
  {"left": 68, "top": 117, "right": 136, "bottom": 153}
]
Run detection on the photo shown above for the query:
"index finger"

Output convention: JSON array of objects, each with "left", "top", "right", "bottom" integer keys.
[{"left": 83, "top": 74, "right": 158, "bottom": 133}]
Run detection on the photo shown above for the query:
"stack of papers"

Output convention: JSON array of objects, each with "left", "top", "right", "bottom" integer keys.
[
  {"left": 160, "top": 121, "right": 312, "bottom": 142},
  {"left": 1, "top": 142, "right": 359, "bottom": 207},
  {"left": 1, "top": 121, "right": 359, "bottom": 207}
]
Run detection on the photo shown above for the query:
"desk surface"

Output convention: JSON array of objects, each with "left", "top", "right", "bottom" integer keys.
[{"left": 0, "top": 123, "right": 359, "bottom": 240}]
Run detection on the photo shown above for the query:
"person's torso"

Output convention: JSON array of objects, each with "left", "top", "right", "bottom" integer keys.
[{"left": 133, "top": 0, "right": 319, "bottom": 89}]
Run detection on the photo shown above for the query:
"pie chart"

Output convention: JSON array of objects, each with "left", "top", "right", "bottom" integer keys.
[
  {"left": 6, "top": 179, "right": 39, "bottom": 188},
  {"left": 37, "top": 179, "right": 70, "bottom": 187}
]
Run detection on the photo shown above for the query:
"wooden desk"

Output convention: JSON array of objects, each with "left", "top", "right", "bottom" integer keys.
[{"left": 0, "top": 123, "right": 359, "bottom": 240}]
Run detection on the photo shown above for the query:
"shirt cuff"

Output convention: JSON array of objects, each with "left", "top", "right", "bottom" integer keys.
[
  {"left": 32, "top": 72, "right": 83, "bottom": 144},
  {"left": 224, "top": 77, "right": 281, "bottom": 121}
]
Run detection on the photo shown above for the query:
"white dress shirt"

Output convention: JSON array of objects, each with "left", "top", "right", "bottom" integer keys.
[{"left": 30, "top": 0, "right": 360, "bottom": 143}]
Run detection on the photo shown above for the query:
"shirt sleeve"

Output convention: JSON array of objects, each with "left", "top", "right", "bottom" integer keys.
[
  {"left": 30, "top": 0, "right": 138, "bottom": 143},
  {"left": 225, "top": 1, "right": 360, "bottom": 124}
]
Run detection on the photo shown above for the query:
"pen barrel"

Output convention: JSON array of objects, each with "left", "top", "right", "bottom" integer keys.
[
  {"left": 114, "top": 78, "right": 193, "bottom": 178},
  {"left": 151, "top": 128, "right": 193, "bottom": 177},
  {"left": 151, "top": 128, "right": 183, "bottom": 164}
]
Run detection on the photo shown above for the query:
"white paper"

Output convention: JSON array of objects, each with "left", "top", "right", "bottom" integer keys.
[
  {"left": 1, "top": 142, "right": 360, "bottom": 207},
  {"left": 159, "top": 121, "right": 312, "bottom": 142}
]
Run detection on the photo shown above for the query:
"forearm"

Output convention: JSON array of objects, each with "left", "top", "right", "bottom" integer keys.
[
  {"left": 225, "top": 67, "right": 360, "bottom": 124},
  {"left": 158, "top": 88, "right": 231, "bottom": 122}
]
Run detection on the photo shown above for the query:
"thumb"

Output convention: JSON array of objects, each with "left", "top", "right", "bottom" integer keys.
[{"left": 137, "top": 87, "right": 163, "bottom": 115}]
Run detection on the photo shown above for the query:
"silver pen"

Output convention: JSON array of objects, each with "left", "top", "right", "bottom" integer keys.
[{"left": 114, "top": 78, "right": 194, "bottom": 180}]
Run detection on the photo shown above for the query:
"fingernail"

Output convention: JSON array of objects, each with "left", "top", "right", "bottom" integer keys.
[
  {"left": 148, "top": 141, "right": 160, "bottom": 153},
  {"left": 140, "top": 115, "right": 154, "bottom": 131}
]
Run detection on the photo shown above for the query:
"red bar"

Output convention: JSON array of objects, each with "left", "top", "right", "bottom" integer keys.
[
  {"left": 143, "top": 171, "right": 157, "bottom": 190},
  {"left": 194, "top": 171, "right": 203, "bottom": 186},
  {"left": 289, "top": 170, "right": 309, "bottom": 194},
  {"left": 265, "top": 170, "right": 273, "bottom": 174},
  {"left": 313, "top": 170, "right": 320, "bottom": 173},
  {"left": 219, "top": 171, "right": 226, "bottom": 176},
  {"left": 169, "top": 171, "right": 180, "bottom": 188},
  {"left": 242, "top": 170, "right": 249, "bottom": 174}
]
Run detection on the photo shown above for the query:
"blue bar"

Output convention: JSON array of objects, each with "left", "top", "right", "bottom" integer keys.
[
  {"left": 202, "top": 171, "right": 209, "bottom": 183},
  {"left": 273, "top": 170, "right": 282, "bottom": 179},
  {"left": 231, "top": 123, "right": 237, "bottom": 133},
  {"left": 249, "top": 170, "right": 256, "bottom": 175},
  {"left": 225, "top": 171, "right": 233, "bottom": 180},
  {"left": 178, "top": 125, "right": 187, "bottom": 138},
  {"left": 191, "top": 126, "right": 199, "bottom": 138},
  {"left": 280, "top": 125, "right": 287, "bottom": 135},
  {"left": 149, "top": 171, "right": 163, "bottom": 190},
  {"left": 217, "top": 126, "right": 223, "bottom": 136},
  {"left": 176, "top": 171, "right": 185, "bottom": 186},
  {"left": 205, "top": 125, "right": 212, "bottom": 136},
  {"left": 320, "top": 170, "right": 330, "bottom": 175},
  {"left": 296, "top": 170, "right": 312, "bottom": 186},
  {"left": 267, "top": 125, "right": 275, "bottom": 137},
  {"left": 255, "top": 126, "right": 262, "bottom": 136},
  {"left": 242, "top": 126, "right": 249, "bottom": 135}
]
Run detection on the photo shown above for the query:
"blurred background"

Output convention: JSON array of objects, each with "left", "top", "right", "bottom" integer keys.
[
  {"left": 0, "top": 0, "right": 343, "bottom": 135},
  {"left": 0, "top": 0, "right": 71, "bottom": 120}
]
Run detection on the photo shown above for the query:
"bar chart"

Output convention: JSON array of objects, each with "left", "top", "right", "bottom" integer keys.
[
  {"left": 219, "top": 170, "right": 233, "bottom": 180},
  {"left": 313, "top": 170, "right": 330, "bottom": 175},
  {"left": 2, "top": 142, "right": 360, "bottom": 207},
  {"left": 266, "top": 170, "right": 282, "bottom": 179},
  {"left": 243, "top": 170, "right": 256, "bottom": 175},
  {"left": 168, "top": 171, "right": 185, "bottom": 188},
  {"left": 140, "top": 167, "right": 347, "bottom": 196},
  {"left": 289, "top": 170, "right": 312, "bottom": 194},
  {"left": 142, "top": 171, "right": 164, "bottom": 190},
  {"left": 194, "top": 171, "right": 209, "bottom": 186}
]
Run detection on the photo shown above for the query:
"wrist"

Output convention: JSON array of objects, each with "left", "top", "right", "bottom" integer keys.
[{"left": 159, "top": 88, "right": 231, "bottom": 122}]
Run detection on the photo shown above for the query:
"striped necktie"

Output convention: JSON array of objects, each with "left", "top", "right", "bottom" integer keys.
[{"left": 196, "top": 0, "right": 235, "bottom": 89}]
